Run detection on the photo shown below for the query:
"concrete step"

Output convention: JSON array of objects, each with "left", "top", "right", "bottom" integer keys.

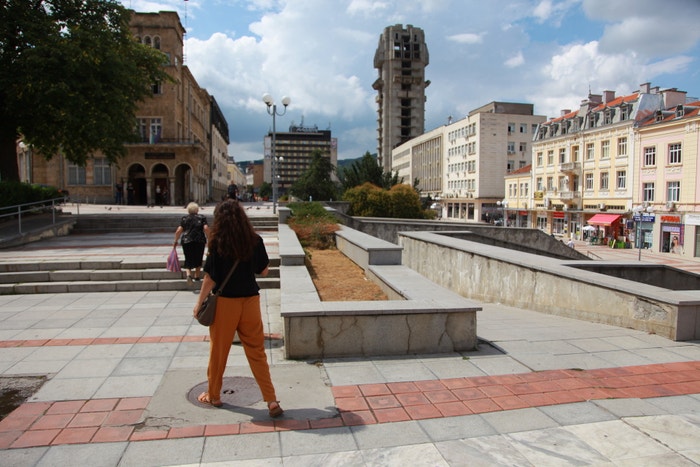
[
  {"left": 0, "top": 276, "right": 279, "bottom": 295},
  {"left": 0, "top": 258, "right": 280, "bottom": 294},
  {"left": 71, "top": 214, "right": 278, "bottom": 234}
]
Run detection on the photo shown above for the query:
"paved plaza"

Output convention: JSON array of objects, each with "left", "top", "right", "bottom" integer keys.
[{"left": 0, "top": 203, "right": 699, "bottom": 466}]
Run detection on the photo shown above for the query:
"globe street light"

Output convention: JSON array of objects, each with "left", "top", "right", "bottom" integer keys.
[{"left": 262, "top": 93, "right": 290, "bottom": 214}]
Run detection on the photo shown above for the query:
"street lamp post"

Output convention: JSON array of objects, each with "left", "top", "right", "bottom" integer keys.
[
  {"left": 633, "top": 204, "right": 654, "bottom": 261},
  {"left": 262, "top": 93, "right": 290, "bottom": 214},
  {"left": 497, "top": 199, "right": 508, "bottom": 226}
]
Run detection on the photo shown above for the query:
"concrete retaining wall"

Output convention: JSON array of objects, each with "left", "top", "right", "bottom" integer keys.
[
  {"left": 279, "top": 226, "right": 480, "bottom": 359},
  {"left": 399, "top": 231, "right": 700, "bottom": 341}
]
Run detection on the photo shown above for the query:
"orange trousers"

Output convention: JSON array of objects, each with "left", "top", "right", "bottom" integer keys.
[{"left": 206, "top": 294, "right": 277, "bottom": 402}]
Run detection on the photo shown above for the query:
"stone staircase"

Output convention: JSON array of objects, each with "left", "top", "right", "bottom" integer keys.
[
  {"left": 71, "top": 212, "right": 278, "bottom": 233},
  {"left": 0, "top": 213, "right": 280, "bottom": 295},
  {"left": 0, "top": 257, "right": 280, "bottom": 295}
]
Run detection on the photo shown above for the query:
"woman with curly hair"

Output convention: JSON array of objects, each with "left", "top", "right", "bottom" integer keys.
[{"left": 193, "top": 199, "right": 283, "bottom": 417}]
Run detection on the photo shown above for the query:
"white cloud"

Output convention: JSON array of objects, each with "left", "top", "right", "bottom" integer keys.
[
  {"left": 505, "top": 51, "right": 525, "bottom": 68},
  {"left": 447, "top": 33, "right": 485, "bottom": 45}
]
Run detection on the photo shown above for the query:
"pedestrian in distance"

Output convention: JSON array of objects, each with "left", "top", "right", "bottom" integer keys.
[
  {"left": 174, "top": 202, "right": 209, "bottom": 284},
  {"left": 193, "top": 199, "right": 283, "bottom": 418}
]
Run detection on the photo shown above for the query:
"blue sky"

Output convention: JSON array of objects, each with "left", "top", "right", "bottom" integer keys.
[{"left": 122, "top": 0, "right": 700, "bottom": 163}]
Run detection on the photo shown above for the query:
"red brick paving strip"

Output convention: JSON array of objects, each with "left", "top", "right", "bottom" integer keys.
[{"left": 0, "top": 361, "right": 698, "bottom": 449}]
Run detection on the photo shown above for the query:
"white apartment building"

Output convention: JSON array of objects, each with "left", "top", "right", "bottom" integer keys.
[
  {"left": 391, "top": 102, "right": 545, "bottom": 223},
  {"left": 532, "top": 83, "right": 687, "bottom": 243}
]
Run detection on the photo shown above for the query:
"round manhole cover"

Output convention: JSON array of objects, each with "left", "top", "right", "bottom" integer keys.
[{"left": 187, "top": 377, "right": 262, "bottom": 408}]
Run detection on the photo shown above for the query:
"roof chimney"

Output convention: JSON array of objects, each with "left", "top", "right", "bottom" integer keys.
[
  {"left": 639, "top": 82, "right": 651, "bottom": 94},
  {"left": 560, "top": 109, "right": 571, "bottom": 116},
  {"left": 603, "top": 90, "right": 615, "bottom": 104}
]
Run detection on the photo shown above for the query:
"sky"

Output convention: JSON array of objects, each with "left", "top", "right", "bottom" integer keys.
[{"left": 121, "top": 0, "right": 700, "bottom": 163}]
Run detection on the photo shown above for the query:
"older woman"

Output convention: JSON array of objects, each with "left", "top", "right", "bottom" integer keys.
[{"left": 174, "top": 202, "right": 209, "bottom": 284}]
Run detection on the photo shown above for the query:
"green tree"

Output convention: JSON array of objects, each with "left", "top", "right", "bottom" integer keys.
[
  {"left": 0, "top": 0, "right": 170, "bottom": 181},
  {"left": 343, "top": 182, "right": 390, "bottom": 217},
  {"left": 389, "top": 183, "right": 424, "bottom": 219},
  {"left": 259, "top": 181, "right": 272, "bottom": 200},
  {"left": 338, "top": 151, "right": 403, "bottom": 191},
  {"left": 290, "top": 150, "right": 339, "bottom": 201}
]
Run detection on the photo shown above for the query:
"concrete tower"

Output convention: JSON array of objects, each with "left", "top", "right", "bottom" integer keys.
[{"left": 373, "top": 24, "right": 430, "bottom": 172}]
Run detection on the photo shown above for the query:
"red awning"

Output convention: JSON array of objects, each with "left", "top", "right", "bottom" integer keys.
[{"left": 586, "top": 214, "right": 621, "bottom": 226}]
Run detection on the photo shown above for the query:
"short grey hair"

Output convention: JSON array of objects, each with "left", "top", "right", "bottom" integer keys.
[{"left": 186, "top": 202, "right": 199, "bottom": 215}]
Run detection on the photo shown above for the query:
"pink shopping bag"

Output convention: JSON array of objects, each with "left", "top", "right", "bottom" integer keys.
[{"left": 166, "top": 247, "right": 181, "bottom": 272}]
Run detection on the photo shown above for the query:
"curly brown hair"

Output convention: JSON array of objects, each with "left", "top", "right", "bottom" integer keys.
[{"left": 208, "top": 200, "right": 258, "bottom": 261}]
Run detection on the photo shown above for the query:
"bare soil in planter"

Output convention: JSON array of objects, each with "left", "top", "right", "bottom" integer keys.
[{"left": 306, "top": 248, "right": 388, "bottom": 301}]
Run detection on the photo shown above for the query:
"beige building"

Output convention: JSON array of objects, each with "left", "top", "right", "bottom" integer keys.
[
  {"left": 532, "top": 83, "right": 687, "bottom": 242},
  {"left": 23, "top": 11, "right": 228, "bottom": 205},
  {"left": 373, "top": 24, "right": 430, "bottom": 172},
  {"left": 503, "top": 164, "right": 532, "bottom": 227},
  {"left": 635, "top": 98, "right": 700, "bottom": 256},
  {"left": 392, "top": 102, "right": 545, "bottom": 223}
]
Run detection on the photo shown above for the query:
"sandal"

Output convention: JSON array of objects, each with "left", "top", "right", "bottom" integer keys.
[
  {"left": 197, "top": 392, "right": 223, "bottom": 408},
  {"left": 268, "top": 401, "right": 283, "bottom": 418}
]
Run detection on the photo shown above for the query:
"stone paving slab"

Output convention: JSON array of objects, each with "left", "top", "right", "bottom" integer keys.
[{"left": 0, "top": 207, "right": 699, "bottom": 465}]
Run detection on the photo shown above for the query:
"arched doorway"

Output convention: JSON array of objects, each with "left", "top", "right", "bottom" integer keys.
[
  {"left": 127, "top": 164, "right": 147, "bottom": 205},
  {"left": 152, "top": 163, "right": 170, "bottom": 206},
  {"left": 174, "top": 163, "right": 192, "bottom": 206}
]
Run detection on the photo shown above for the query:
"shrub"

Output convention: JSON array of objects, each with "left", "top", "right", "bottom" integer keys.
[
  {"left": 287, "top": 201, "right": 340, "bottom": 249},
  {"left": 0, "top": 182, "right": 64, "bottom": 210}
]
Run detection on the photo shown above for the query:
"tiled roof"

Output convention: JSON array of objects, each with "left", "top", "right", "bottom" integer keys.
[{"left": 507, "top": 164, "right": 532, "bottom": 176}]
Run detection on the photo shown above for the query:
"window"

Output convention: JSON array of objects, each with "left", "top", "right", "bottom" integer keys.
[
  {"left": 531, "top": 124, "right": 538, "bottom": 134},
  {"left": 93, "top": 158, "right": 111, "bottom": 186},
  {"left": 536, "top": 152, "right": 543, "bottom": 166},
  {"left": 601, "top": 140, "right": 610, "bottom": 159},
  {"left": 643, "top": 182, "right": 655, "bottom": 202},
  {"left": 620, "top": 105, "right": 630, "bottom": 121},
  {"left": 667, "top": 181, "right": 680, "bottom": 202},
  {"left": 546, "top": 176, "right": 554, "bottom": 191},
  {"left": 137, "top": 118, "right": 148, "bottom": 142},
  {"left": 547, "top": 150, "right": 554, "bottom": 165},
  {"left": 559, "top": 148, "right": 566, "bottom": 163},
  {"left": 617, "top": 137, "right": 627, "bottom": 157},
  {"left": 558, "top": 176, "right": 567, "bottom": 191},
  {"left": 152, "top": 81, "right": 162, "bottom": 95},
  {"left": 585, "top": 173, "right": 593, "bottom": 190},
  {"left": 519, "top": 142, "right": 527, "bottom": 152},
  {"left": 668, "top": 143, "right": 682, "bottom": 164},
  {"left": 616, "top": 170, "right": 626, "bottom": 189},
  {"left": 68, "top": 163, "right": 86, "bottom": 185},
  {"left": 536, "top": 177, "right": 543, "bottom": 191},
  {"left": 572, "top": 146, "right": 579, "bottom": 161},
  {"left": 150, "top": 118, "right": 162, "bottom": 143},
  {"left": 586, "top": 143, "right": 594, "bottom": 160},
  {"left": 507, "top": 123, "right": 515, "bottom": 134},
  {"left": 507, "top": 142, "right": 515, "bottom": 154},
  {"left": 600, "top": 172, "right": 609, "bottom": 190},
  {"left": 604, "top": 109, "right": 614, "bottom": 124},
  {"left": 643, "top": 147, "right": 656, "bottom": 166},
  {"left": 520, "top": 123, "right": 527, "bottom": 133}
]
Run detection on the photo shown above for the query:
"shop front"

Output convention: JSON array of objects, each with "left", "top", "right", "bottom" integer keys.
[
  {"left": 659, "top": 214, "right": 683, "bottom": 253},
  {"left": 585, "top": 213, "right": 624, "bottom": 246}
]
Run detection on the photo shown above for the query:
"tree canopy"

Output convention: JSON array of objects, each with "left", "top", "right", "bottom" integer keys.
[
  {"left": 338, "top": 151, "right": 401, "bottom": 191},
  {"left": 290, "top": 150, "right": 339, "bottom": 201},
  {"left": 0, "top": 0, "right": 170, "bottom": 181}
]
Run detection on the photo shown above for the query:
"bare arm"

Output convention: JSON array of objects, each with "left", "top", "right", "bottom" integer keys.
[{"left": 174, "top": 226, "right": 183, "bottom": 247}]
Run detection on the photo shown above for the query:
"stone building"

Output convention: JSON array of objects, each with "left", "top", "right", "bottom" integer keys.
[
  {"left": 373, "top": 24, "right": 430, "bottom": 172},
  {"left": 21, "top": 11, "right": 228, "bottom": 206},
  {"left": 532, "top": 83, "right": 687, "bottom": 243}
]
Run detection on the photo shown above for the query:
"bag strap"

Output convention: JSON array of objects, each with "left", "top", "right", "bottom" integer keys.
[{"left": 214, "top": 260, "right": 239, "bottom": 296}]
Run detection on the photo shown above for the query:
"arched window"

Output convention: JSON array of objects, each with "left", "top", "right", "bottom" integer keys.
[
  {"left": 143, "top": 36, "right": 152, "bottom": 47},
  {"left": 153, "top": 36, "right": 161, "bottom": 49}
]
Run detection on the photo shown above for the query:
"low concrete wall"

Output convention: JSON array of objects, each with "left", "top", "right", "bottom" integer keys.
[
  {"left": 279, "top": 227, "right": 481, "bottom": 359},
  {"left": 399, "top": 231, "right": 700, "bottom": 341},
  {"left": 335, "top": 226, "right": 403, "bottom": 272}
]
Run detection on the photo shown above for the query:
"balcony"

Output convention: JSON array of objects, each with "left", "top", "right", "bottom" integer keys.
[
  {"left": 559, "top": 162, "right": 581, "bottom": 173},
  {"left": 558, "top": 191, "right": 580, "bottom": 201}
]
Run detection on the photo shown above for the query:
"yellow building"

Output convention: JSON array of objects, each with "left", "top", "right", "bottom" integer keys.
[
  {"left": 531, "top": 83, "right": 687, "bottom": 242},
  {"left": 22, "top": 11, "right": 229, "bottom": 206}
]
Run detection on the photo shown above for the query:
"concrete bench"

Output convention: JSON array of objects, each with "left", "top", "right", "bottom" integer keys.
[
  {"left": 278, "top": 224, "right": 306, "bottom": 266},
  {"left": 280, "top": 226, "right": 481, "bottom": 359},
  {"left": 334, "top": 225, "right": 403, "bottom": 272}
]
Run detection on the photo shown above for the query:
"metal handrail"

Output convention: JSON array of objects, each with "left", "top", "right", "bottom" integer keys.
[{"left": 0, "top": 197, "right": 68, "bottom": 235}]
